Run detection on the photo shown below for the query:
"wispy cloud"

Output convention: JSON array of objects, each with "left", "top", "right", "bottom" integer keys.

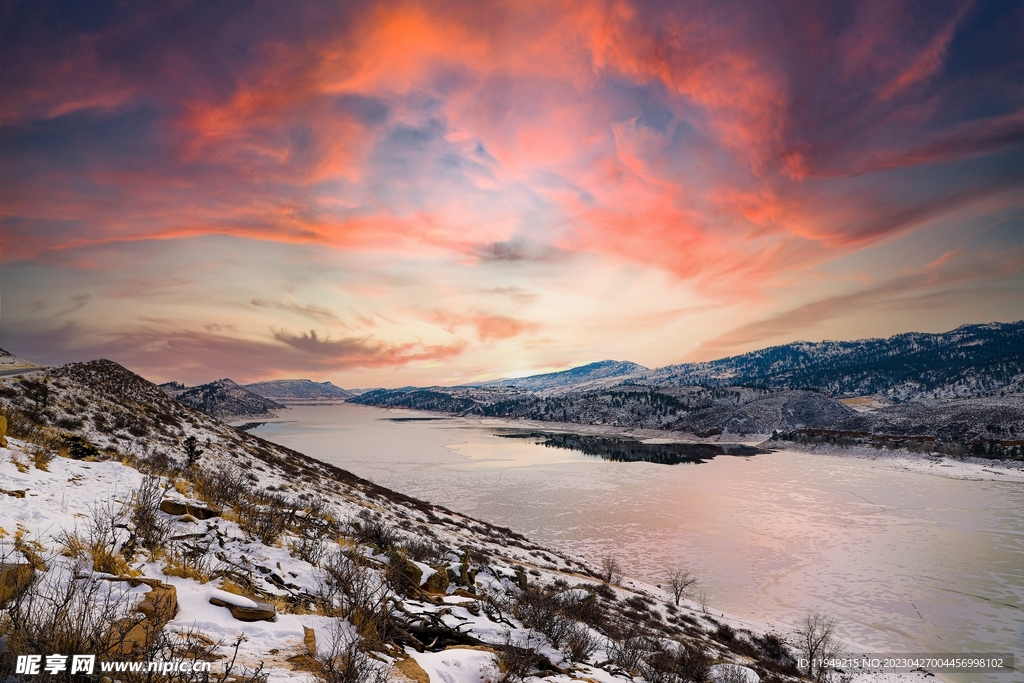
[{"left": 1, "top": 0, "right": 1020, "bottom": 382}]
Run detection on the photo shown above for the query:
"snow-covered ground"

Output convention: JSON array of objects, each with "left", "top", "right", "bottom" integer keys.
[
  {"left": 1, "top": 436, "right": 947, "bottom": 683},
  {"left": 1, "top": 359, "right": 978, "bottom": 683}
]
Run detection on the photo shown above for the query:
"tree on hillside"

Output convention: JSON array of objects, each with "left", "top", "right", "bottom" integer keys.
[
  {"left": 183, "top": 435, "right": 205, "bottom": 468},
  {"left": 668, "top": 567, "right": 697, "bottom": 605}
]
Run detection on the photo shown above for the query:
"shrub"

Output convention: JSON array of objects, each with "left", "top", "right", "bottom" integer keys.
[
  {"left": 314, "top": 550, "right": 394, "bottom": 646},
  {"left": 640, "top": 642, "right": 711, "bottom": 683},
  {"left": 352, "top": 513, "right": 397, "bottom": 552},
  {"left": 561, "top": 587, "right": 605, "bottom": 629},
  {"left": 562, "top": 623, "right": 599, "bottom": 664},
  {"left": 599, "top": 556, "right": 622, "bottom": 584},
  {"left": 238, "top": 491, "right": 300, "bottom": 545},
  {"left": 63, "top": 435, "right": 99, "bottom": 460},
  {"left": 29, "top": 446, "right": 54, "bottom": 472},
  {"left": 130, "top": 475, "right": 171, "bottom": 554},
  {"left": 607, "top": 627, "right": 650, "bottom": 673},
  {"left": 495, "top": 629, "right": 542, "bottom": 683},
  {"left": 163, "top": 535, "right": 213, "bottom": 583},
  {"left": 0, "top": 564, "right": 137, "bottom": 669},
  {"left": 292, "top": 534, "right": 328, "bottom": 566},
  {"left": 194, "top": 465, "right": 247, "bottom": 508},
  {"left": 514, "top": 586, "right": 573, "bottom": 647},
  {"left": 315, "top": 621, "right": 391, "bottom": 683}
]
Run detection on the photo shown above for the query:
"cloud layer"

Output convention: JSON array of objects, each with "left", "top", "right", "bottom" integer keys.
[{"left": 2, "top": 0, "right": 1021, "bottom": 384}]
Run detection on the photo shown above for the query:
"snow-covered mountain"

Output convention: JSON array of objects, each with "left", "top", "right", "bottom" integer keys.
[
  {"left": 244, "top": 378, "right": 354, "bottom": 401},
  {"left": 648, "top": 321, "right": 1024, "bottom": 399},
  {"left": 160, "top": 378, "right": 285, "bottom": 417},
  {"left": 469, "top": 322, "right": 1023, "bottom": 400},
  {"left": 477, "top": 360, "right": 649, "bottom": 394}
]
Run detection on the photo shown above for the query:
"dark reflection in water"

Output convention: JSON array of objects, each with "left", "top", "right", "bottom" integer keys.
[
  {"left": 497, "top": 431, "right": 768, "bottom": 464},
  {"left": 383, "top": 417, "right": 451, "bottom": 422}
]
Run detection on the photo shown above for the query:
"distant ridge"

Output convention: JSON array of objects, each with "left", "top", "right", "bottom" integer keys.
[
  {"left": 351, "top": 322, "right": 1024, "bottom": 450},
  {"left": 0, "top": 347, "right": 38, "bottom": 371},
  {"left": 474, "top": 321, "right": 1024, "bottom": 400},
  {"left": 245, "top": 378, "right": 354, "bottom": 400},
  {"left": 160, "top": 378, "right": 284, "bottom": 418},
  {"left": 478, "top": 360, "right": 648, "bottom": 393},
  {"left": 648, "top": 321, "right": 1024, "bottom": 400}
]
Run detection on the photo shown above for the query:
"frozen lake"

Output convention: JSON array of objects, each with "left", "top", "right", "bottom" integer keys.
[{"left": 244, "top": 403, "right": 1023, "bottom": 682}]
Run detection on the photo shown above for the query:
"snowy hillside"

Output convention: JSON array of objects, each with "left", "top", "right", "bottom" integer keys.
[
  {"left": 161, "top": 378, "right": 285, "bottom": 418},
  {"left": 0, "top": 358, "right": 904, "bottom": 683},
  {"left": 648, "top": 321, "right": 1024, "bottom": 399},
  {"left": 244, "top": 379, "right": 354, "bottom": 401},
  {"left": 477, "top": 362, "right": 649, "bottom": 395}
]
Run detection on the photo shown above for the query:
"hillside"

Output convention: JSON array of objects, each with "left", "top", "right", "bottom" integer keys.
[
  {"left": 0, "top": 347, "right": 38, "bottom": 373},
  {"left": 0, "top": 359, "right": 852, "bottom": 683},
  {"left": 352, "top": 386, "right": 852, "bottom": 435},
  {"left": 647, "top": 322, "right": 1024, "bottom": 400},
  {"left": 161, "top": 378, "right": 285, "bottom": 417},
  {"left": 245, "top": 379, "right": 354, "bottom": 401},
  {"left": 353, "top": 323, "right": 1024, "bottom": 455},
  {"left": 478, "top": 361, "right": 649, "bottom": 394}
]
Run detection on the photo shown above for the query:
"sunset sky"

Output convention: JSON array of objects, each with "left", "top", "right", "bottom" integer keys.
[{"left": 1, "top": 0, "right": 1021, "bottom": 387}]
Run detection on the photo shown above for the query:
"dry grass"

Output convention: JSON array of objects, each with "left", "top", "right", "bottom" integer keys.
[
  {"left": 162, "top": 557, "right": 211, "bottom": 583},
  {"left": 14, "top": 525, "right": 47, "bottom": 571}
]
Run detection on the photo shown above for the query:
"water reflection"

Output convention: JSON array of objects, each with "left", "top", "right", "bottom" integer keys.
[{"left": 496, "top": 430, "right": 767, "bottom": 464}]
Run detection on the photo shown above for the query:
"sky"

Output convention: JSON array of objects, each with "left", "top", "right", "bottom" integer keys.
[{"left": 1, "top": 0, "right": 1021, "bottom": 387}]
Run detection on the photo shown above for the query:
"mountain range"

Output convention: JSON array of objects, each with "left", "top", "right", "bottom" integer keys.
[
  {"left": 469, "top": 321, "right": 1024, "bottom": 400},
  {"left": 351, "top": 322, "right": 1024, "bottom": 457}
]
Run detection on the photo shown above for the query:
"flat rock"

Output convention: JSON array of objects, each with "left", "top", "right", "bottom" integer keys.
[{"left": 160, "top": 498, "right": 221, "bottom": 519}]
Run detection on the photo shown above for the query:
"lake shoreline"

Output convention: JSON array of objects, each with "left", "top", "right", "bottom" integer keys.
[{"left": 320, "top": 405, "right": 1024, "bottom": 482}]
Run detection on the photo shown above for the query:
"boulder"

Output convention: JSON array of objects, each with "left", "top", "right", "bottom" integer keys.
[
  {"left": 159, "top": 498, "right": 221, "bottom": 519},
  {"left": 424, "top": 565, "right": 449, "bottom": 594},
  {"left": 109, "top": 580, "right": 178, "bottom": 655},
  {"left": 209, "top": 591, "right": 278, "bottom": 622},
  {"left": 136, "top": 583, "right": 178, "bottom": 623}
]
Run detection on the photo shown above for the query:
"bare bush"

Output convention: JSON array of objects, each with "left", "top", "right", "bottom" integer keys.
[
  {"left": 352, "top": 513, "right": 397, "bottom": 552},
  {"left": 403, "top": 538, "right": 449, "bottom": 565},
  {"left": 562, "top": 623, "right": 600, "bottom": 664},
  {"left": 607, "top": 627, "right": 651, "bottom": 673},
  {"left": 0, "top": 564, "right": 137, "bottom": 669},
  {"left": 494, "top": 629, "right": 542, "bottom": 683},
  {"left": 315, "top": 621, "right": 391, "bottom": 683},
  {"left": 130, "top": 475, "right": 171, "bottom": 554},
  {"left": 599, "top": 556, "right": 622, "bottom": 584},
  {"left": 163, "top": 535, "right": 213, "bottom": 583},
  {"left": 561, "top": 587, "right": 606, "bottom": 629},
  {"left": 84, "top": 499, "right": 134, "bottom": 575},
  {"left": 640, "top": 642, "right": 712, "bottom": 683},
  {"left": 193, "top": 465, "right": 247, "bottom": 508},
  {"left": 514, "top": 586, "right": 576, "bottom": 647},
  {"left": 314, "top": 549, "right": 394, "bottom": 646},
  {"left": 238, "top": 491, "right": 300, "bottom": 545},
  {"left": 668, "top": 568, "right": 697, "bottom": 605},
  {"left": 711, "top": 663, "right": 750, "bottom": 683},
  {"left": 292, "top": 534, "right": 328, "bottom": 566}
]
